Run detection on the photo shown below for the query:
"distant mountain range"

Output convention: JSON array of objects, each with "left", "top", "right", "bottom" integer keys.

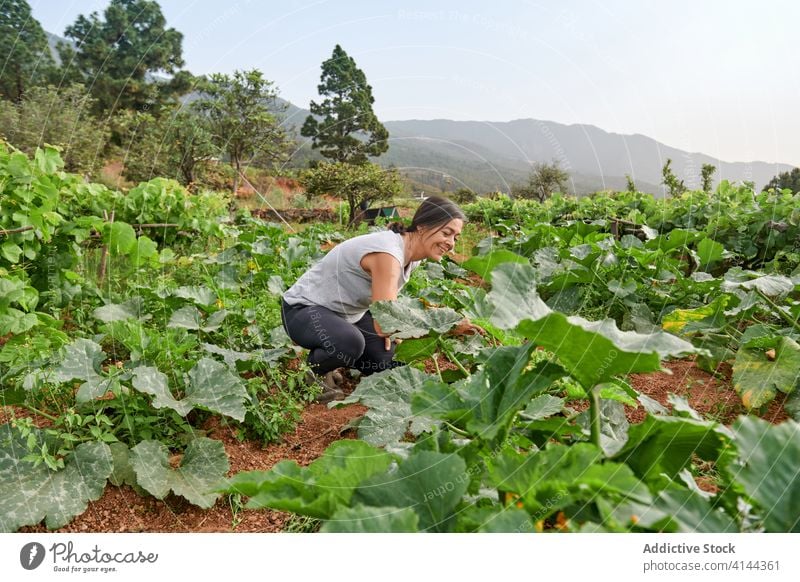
[
  {"left": 282, "top": 101, "right": 793, "bottom": 196},
  {"left": 45, "top": 31, "right": 793, "bottom": 196}
]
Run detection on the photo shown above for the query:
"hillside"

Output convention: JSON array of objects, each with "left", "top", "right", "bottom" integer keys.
[{"left": 282, "top": 103, "right": 792, "bottom": 196}]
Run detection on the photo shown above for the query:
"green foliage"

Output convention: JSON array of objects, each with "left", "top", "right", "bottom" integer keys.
[
  {"left": 225, "top": 440, "right": 394, "bottom": 519},
  {"left": 335, "top": 366, "right": 440, "bottom": 446},
  {"left": 764, "top": 167, "right": 800, "bottom": 194},
  {"left": 129, "top": 438, "right": 229, "bottom": 508},
  {"left": 625, "top": 174, "right": 636, "bottom": 193},
  {"left": 732, "top": 337, "right": 800, "bottom": 410},
  {"left": 450, "top": 188, "right": 477, "bottom": 204},
  {"left": 119, "top": 106, "right": 216, "bottom": 185},
  {"left": 0, "top": 424, "right": 113, "bottom": 532},
  {"left": 301, "top": 44, "right": 389, "bottom": 164},
  {"left": 661, "top": 158, "right": 686, "bottom": 197},
  {"left": 0, "top": 85, "right": 110, "bottom": 175},
  {"left": 0, "top": 0, "right": 55, "bottom": 102},
  {"left": 58, "top": 0, "right": 188, "bottom": 115},
  {"left": 512, "top": 160, "right": 570, "bottom": 202},
  {"left": 302, "top": 161, "right": 402, "bottom": 224},
  {"left": 196, "top": 69, "right": 289, "bottom": 193},
  {"left": 727, "top": 417, "right": 800, "bottom": 532},
  {"left": 700, "top": 163, "right": 716, "bottom": 193}
]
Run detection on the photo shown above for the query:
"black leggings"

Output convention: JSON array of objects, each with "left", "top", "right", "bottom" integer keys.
[{"left": 281, "top": 299, "right": 402, "bottom": 375}]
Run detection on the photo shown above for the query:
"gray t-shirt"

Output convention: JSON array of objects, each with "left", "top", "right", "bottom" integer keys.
[{"left": 283, "top": 230, "right": 421, "bottom": 323}]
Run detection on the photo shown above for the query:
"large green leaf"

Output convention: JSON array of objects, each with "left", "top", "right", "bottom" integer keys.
[
  {"left": 520, "top": 395, "right": 565, "bottom": 421},
  {"left": 168, "top": 305, "right": 228, "bottom": 332},
  {"left": 52, "top": 338, "right": 118, "bottom": 403},
  {"left": 393, "top": 336, "right": 439, "bottom": 363},
  {"left": 515, "top": 312, "right": 699, "bottom": 389},
  {"left": 661, "top": 295, "right": 729, "bottom": 334},
  {"left": 645, "top": 229, "right": 703, "bottom": 252},
  {"left": 132, "top": 358, "right": 248, "bottom": 421},
  {"left": 613, "top": 413, "right": 732, "bottom": 482},
  {"left": 412, "top": 346, "right": 565, "bottom": 441},
  {"left": 727, "top": 417, "right": 800, "bottom": 532},
  {"left": 732, "top": 337, "right": 800, "bottom": 409},
  {"left": 105, "top": 221, "right": 137, "bottom": 255},
  {"left": 336, "top": 366, "right": 439, "bottom": 446},
  {"left": 53, "top": 338, "right": 104, "bottom": 383},
  {"left": 372, "top": 296, "right": 462, "bottom": 339},
  {"left": 186, "top": 358, "right": 248, "bottom": 421},
  {"left": 487, "top": 443, "right": 651, "bottom": 520},
  {"left": 131, "top": 366, "right": 193, "bottom": 416},
  {"left": 462, "top": 250, "right": 529, "bottom": 282},
  {"left": 322, "top": 506, "right": 419, "bottom": 532},
  {"left": 600, "top": 487, "right": 738, "bottom": 532},
  {"left": 223, "top": 440, "right": 393, "bottom": 519},
  {"left": 353, "top": 450, "right": 468, "bottom": 532},
  {"left": 129, "top": 438, "right": 229, "bottom": 508},
  {"left": 722, "top": 270, "right": 794, "bottom": 297},
  {"left": 696, "top": 237, "right": 725, "bottom": 269},
  {"left": 93, "top": 297, "right": 148, "bottom": 323},
  {"left": 0, "top": 425, "right": 113, "bottom": 531},
  {"left": 174, "top": 285, "right": 217, "bottom": 307},
  {"left": 455, "top": 505, "right": 535, "bottom": 533},
  {"left": 486, "top": 263, "right": 551, "bottom": 329},
  {"left": 0, "top": 308, "right": 38, "bottom": 335}
]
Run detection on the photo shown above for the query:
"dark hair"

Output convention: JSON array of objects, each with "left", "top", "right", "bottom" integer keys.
[{"left": 388, "top": 196, "right": 466, "bottom": 234}]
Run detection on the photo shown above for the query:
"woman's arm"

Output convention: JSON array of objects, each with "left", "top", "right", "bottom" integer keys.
[{"left": 360, "top": 252, "right": 401, "bottom": 350}]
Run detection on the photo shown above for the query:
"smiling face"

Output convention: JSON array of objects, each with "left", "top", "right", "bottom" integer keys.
[{"left": 418, "top": 218, "right": 464, "bottom": 261}]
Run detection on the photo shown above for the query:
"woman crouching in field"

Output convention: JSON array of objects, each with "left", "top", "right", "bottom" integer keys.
[{"left": 281, "top": 196, "right": 466, "bottom": 402}]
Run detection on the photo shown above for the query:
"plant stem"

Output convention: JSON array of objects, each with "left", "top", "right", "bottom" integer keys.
[
  {"left": 432, "top": 351, "right": 443, "bottom": 382},
  {"left": 724, "top": 324, "right": 743, "bottom": 339},
  {"left": 443, "top": 347, "right": 470, "bottom": 376},
  {"left": 589, "top": 384, "right": 602, "bottom": 451},
  {"left": 756, "top": 289, "right": 800, "bottom": 333},
  {"left": 22, "top": 405, "right": 59, "bottom": 423},
  {"left": 442, "top": 421, "right": 469, "bottom": 437}
]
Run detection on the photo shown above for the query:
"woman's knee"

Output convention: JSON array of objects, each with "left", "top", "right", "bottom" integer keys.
[{"left": 332, "top": 329, "right": 366, "bottom": 366}]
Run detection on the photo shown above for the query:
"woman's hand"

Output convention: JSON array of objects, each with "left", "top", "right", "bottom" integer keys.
[{"left": 373, "top": 319, "right": 398, "bottom": 351}]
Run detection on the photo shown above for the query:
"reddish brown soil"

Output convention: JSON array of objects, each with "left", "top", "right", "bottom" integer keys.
[
  {"left": 14, "top": 402, "right": 366, "bottom": 533},
  {"left": 627, "top": 359, "right": 789, "bottom": 425},
  {"left": 4, "top": 357, "right": 791, "bottom": 532}
]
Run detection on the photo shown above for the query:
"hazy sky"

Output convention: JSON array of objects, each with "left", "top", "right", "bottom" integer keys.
[{"left": 30, "top": 0, "right": 799, "bottom": 166}]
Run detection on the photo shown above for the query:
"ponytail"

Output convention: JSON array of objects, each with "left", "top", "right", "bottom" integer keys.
[
  {"left": 388, "top": 196, "right": 465, "bottom": 235},
  {"left": 388, "top": 221, "right": 412, "bottom": 234}
]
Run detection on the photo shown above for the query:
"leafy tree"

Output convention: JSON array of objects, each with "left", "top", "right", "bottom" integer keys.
[
  {"left": 0, "top": 84, "right": 109, "bottom": 175},
  {"left": 700, "top": 163, "right": 716, "bottom": 193},
  {"left": 661, "top": 158, "right": 685, "bottom": 198},
  {"left": 625, "top": 174, "right": 636, "bottom": 193},
  {"left": 118, "top": 106, "right": 216, "bottom": 185},
  {"left": 301, "top": 44, "right": 389, "bottom": 165},
  {"left": 303, "top": 162, "right": 402, "bottom": 225},
  {"left": 763, "top": 167, "right": 800, "bottom": 194},
  {"left": 512, "top": 161, "right": 570, "bottom": 202},
  {"left": 451, "top": 188, "right": 477, "bottom": 204},
  {"left": 195, "top": 69, "right": 289, "bottom": 193},
  {"left": 0, "top": 0, "right": 55, "bottom": 101},
  {"left": 58, "top": 0, "right": 188, "bottom": 115}
]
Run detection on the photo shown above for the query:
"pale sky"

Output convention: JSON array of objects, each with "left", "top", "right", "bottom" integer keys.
[{"left": 30, "top": 0, "right": 800, "bottom": 166}]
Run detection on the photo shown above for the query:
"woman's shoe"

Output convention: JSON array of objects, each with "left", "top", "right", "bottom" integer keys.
[{"left": 305, "top": 370, "right": 345, "bottom": 403}]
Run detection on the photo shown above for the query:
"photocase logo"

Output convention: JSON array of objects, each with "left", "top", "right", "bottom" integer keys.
[{"left": 20, "top": 542, "right": 46, "bottom": 570}]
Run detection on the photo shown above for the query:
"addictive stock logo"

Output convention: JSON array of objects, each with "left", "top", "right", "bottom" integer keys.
[{"left": 20, "top": 542, "right": 46, "bottom": 570}]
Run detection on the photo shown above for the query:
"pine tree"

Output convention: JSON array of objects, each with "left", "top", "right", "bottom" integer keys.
[
  {"left": 59, "top": 0, "right": 188, "bottom": 115},
  {"left": 0, "top": 0, "right": 54, "bottom": 101},
  {"left": 301, "top": 44, "right": 389, "bottom": 165}
]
